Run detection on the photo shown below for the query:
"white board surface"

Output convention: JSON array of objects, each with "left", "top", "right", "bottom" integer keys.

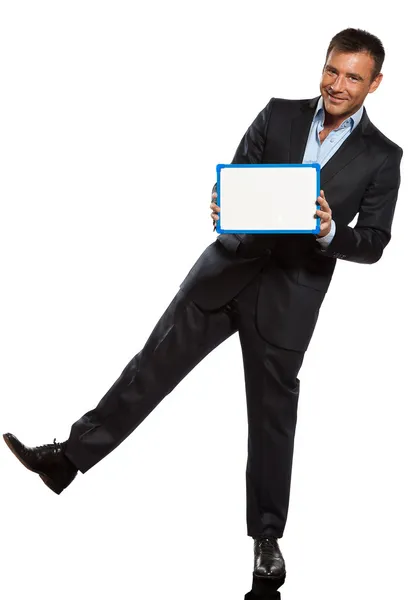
[{"left": 216, "top": 163, "right": 320, "bottom": 234}]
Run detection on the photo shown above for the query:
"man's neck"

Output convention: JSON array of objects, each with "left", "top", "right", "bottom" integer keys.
[
  {"left": 323, "top": 111, "right": 349, "bottom": 130},
  {"left": 322, "top": 102, "right": 362, "bottom": 130}
]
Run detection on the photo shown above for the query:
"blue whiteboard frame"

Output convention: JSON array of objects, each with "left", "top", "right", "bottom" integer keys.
[{"left": 215, "top": 163, "right": 321, "bottom": 235}]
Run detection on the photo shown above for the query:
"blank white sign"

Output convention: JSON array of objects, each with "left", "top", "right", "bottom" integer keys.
[{"left": 216, "top": 163, "right": 320, "bottom": 234}]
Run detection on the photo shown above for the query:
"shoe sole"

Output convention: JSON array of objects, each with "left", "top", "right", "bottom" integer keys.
[
  {"left": 3, "top": 434, "right": 64, "bottom": 495},
  {"left": 253, "top": 572, "right": 286, "bottom": 581}
]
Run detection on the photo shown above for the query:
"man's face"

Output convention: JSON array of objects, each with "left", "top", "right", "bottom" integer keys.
[{"left": 320, "top": 49, "right": 383, "bottom": 122}]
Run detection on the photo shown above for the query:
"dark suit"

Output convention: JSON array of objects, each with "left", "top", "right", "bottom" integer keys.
[{"left": 65, "top": 96, "right": 403, "bottom": 539}]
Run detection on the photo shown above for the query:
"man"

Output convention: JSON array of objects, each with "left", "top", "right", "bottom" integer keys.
[{"left": 3, "top": 27, "right": 403, "bottom": 583}]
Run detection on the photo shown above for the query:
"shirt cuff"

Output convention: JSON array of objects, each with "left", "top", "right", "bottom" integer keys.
[{"left": 316, "top": 219, "right": 336, "bottom": 249}]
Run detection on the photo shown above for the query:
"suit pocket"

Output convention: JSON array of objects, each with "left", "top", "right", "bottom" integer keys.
[
  {"left": 296, "top": 266, "right": 332, "bottom": 292},
  {"left": 255, "top": 266, "right": 326, "bottom": 352}
]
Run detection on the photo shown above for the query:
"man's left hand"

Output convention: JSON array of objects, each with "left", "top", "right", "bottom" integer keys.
[{"left": 315, "top": 190, "right": 332, "bottom": 237}]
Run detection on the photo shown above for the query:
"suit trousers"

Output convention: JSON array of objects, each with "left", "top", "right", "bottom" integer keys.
[{"left": 65, "top": 271, "right": 305, "bottom": 539}]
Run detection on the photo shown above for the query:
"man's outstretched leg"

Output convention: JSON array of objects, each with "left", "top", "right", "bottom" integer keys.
[{"left": 3, "top": 288, "right": 239, "bottom": 494}]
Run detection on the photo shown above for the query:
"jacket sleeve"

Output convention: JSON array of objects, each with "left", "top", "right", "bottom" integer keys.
[
  {"left": 211, "top": 98, "right": 275, "bottom": 196},
  {"left": 317, "top": 147, "right": 404, "bottom": 264}
]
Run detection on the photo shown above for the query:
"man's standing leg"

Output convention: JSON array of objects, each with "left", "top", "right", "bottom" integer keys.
[
  {"left": 234, "top": 276, "right": 305, "bottom": 580},
  {"left": 237, "top": 282, "right": 305, "bottom": 538}
]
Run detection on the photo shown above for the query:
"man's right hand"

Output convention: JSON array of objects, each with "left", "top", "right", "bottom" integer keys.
[{"left": 210, "top": 192, "right": 220, "bottom": 230}]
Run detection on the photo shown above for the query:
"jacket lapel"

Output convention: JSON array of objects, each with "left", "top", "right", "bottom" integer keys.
[
  {"left": 289, "top": 98, "right": 317, "bottom": 164},
  {"left": 289, "top": 95, "right": 372, "bottom": 186}
]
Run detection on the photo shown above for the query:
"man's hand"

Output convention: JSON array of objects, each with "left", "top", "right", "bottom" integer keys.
[
  {"left": 210, "top": 192, "right": 220, "bottom": 230},
  {"left": 315, "top": 190, "right": 332, "bottom": 237}
]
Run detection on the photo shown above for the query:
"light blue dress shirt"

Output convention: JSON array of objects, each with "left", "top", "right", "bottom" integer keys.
[{"left": 303, "top": 95, "right": 364, "bottom": 248}]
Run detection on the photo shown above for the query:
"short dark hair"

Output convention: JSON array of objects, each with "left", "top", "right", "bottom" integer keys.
[{"left": 325, "top": 28, "right": 385, "bottom": 83}]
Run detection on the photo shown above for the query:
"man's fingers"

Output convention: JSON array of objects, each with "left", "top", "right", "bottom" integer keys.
[
  {"left": 317, "top": 196, "right": 330, "bottom": 211},
  {"left": 210, "top": 194, "right": 220, "bottom": 221},
  {"left": 316, "top": 209, "right": 331, "bottom": 220}
]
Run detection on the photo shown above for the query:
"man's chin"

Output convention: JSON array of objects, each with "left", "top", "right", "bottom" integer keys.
[{"left": 324, "top": 99, "right": 348, "bottom": 114}]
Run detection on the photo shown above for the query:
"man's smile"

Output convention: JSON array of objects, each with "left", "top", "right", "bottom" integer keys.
[{"left": 327, "top": 91, "right": 347, "bottom": 103}]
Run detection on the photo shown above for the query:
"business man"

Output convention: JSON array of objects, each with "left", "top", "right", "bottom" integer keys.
[{"left": 3, "top": 27, "right": 403, "bottom": 582}]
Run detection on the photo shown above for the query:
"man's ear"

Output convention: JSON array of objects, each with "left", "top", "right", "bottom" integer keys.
[{"left": 369, "top": 73, "right": 383, "bottom": 94}]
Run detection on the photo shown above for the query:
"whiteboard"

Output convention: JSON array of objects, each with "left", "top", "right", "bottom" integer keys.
[{"left": 215, "top": 163, "right": 321, "bottom": 234}]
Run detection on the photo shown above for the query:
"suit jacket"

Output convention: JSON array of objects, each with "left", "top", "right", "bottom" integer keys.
[{"left": 179, "top": 96, "right": 403, "bottom": 352}]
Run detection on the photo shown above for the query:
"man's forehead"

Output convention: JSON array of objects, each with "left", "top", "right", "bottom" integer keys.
[{"left": 326, "top": 49, "right": 372, "bottom": 66}]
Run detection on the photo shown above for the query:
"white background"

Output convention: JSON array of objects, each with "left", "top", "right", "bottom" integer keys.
[{"left": 0, "top": 2, "right": 408, "bottom": 599}]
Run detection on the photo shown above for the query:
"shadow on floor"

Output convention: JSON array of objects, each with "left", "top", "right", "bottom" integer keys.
[{"left": 244, "top": 571, "right": 285, "bottom": 599}]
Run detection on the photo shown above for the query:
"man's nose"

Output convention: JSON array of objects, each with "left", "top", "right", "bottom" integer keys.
[{"left": 330, "top": 76, "right": 345, "bottom": 91}]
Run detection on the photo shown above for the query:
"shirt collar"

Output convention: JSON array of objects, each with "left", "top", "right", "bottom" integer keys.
[{"left": 314, "top": 95, "right": 364, "bottom": 131}]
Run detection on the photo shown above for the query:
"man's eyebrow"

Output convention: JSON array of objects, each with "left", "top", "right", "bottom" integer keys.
[{"left": 326, "top": 64, "right": 365, "bottom": 81}]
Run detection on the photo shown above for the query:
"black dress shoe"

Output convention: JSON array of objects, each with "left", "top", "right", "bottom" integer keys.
[
  {"left": 3, "top": 433, "right": 78, "bottom": 495},
  {"left": 253, "top": 537, "right": 286, "bottom": 579}
]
